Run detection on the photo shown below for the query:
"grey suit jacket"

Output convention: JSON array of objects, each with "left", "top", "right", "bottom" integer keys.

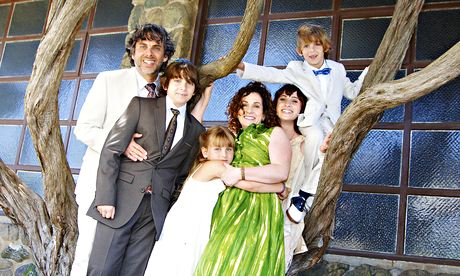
[{"left": 87, "top": 96, "right": 205, "bottom": 239}]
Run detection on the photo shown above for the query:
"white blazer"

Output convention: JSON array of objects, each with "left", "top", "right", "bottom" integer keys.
[
  {"left": 237, "top": 60, "right": 367, "bottom": 130},
  {"left": 74, "top": 67, "right": 140, "bottom": 207}
]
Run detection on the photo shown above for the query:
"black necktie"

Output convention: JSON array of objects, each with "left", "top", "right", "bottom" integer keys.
[
  {"left": 145, "top": 83, "right": 157, "bottom": 98},
  {"left": 162, "top": 108, "right": 180, "bottom": 157}
]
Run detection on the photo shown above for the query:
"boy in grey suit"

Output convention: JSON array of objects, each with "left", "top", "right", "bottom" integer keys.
[{"left": 86, "top": 60, "right": 205, "bottom": 276}]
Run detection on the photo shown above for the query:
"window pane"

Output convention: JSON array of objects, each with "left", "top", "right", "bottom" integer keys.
[
  {"left": 341, "top": 17, "right": 391, "bottom": 60},
  {"left": 341, "top": 0, "right": 395, "bottom": 8},
  {"left": 416, "top": 9, "right": 460, "bottom": 61},
  {"left": 67, "top": 126, "right": 87, "bottom": 169},
  {"left": 0, "top": 40, "right": 40, "bottom": 76},
  {"left": 93, "top": 0, "right": 131, "bottom": 28},
  {"left": 58, "top": 80, "right": 77, "bottom": 120},
  {"left": 405, "top": 196, "right": 460, "bottom": 259},
  {"left": 271, "top": 0, "right": 332, "bottom": 13},
  {"left": 264, "top": 18, "right": 331, "bottom": 66},
  {"left": 0, "top": 4, "right": 9, "bottom": 37},
  {"left": 342, "top": 70, "right": 405, "bottom": 123},
  {"left": 0, "top": 82, "right": 27, "bottom": 119},
  {"left": 332, "top": 192, "right": 399, "bottom": 253},
  {"left": 65, "top": 39, "right": 82, "bottom": 72},
  {"left": 82, "top": 33, "right": 127, "bottom": 74},
  {"left": 8, "top": 0, "right": 48, "bottom": 36},
  {"left": 201, "top": 23, "right": 261, "bottom": 65},
  {"left": 17, "top": 171, "right": 43, "bottom": 197},
  {"left": 344, "top": 130, "right": 402, "bottom": 186},
  {"left": 412, "top": 74, "right": 460, "bottom": 123},
  {"left": 0, "top": 125, "right": 22, "bottom": 165},
  {"left": 73, "top": 79, "right": 94, "bottom": 120},
  {"left": 203, "top": 74, "right": 250, "bottom": 122},
  {"left": 409, "top": 131, "right": 460, "bottom": 189},
  {"left": 207, "top": 0, "right": 248, "bottom": 18},
  {"left": 19, "top": 126, "right": 67, "bottom": 166}
]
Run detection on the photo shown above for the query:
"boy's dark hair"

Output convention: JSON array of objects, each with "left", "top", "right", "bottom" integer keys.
[
  {"left": 274, "top": 84, "right": 308, "bottom": 135},
  {"left": 296, "top": 24, "right": 331, "bottom": 58},
  {"left": 126, "top": 23, "right": 175, "bottom": 72},
  {"left": 227, "top": 82, "right": 279, "bottom": 134},
  {"left": 159, "top": 59, "right": 202, "bottom": 110}
]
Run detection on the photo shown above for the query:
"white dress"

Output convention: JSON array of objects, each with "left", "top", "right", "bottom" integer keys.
[{"left": 144, "top": 176, "right": 225, "bottom": 276}]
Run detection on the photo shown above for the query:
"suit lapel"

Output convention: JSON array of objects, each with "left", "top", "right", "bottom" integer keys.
[
  {"left": 160, "top": 112, "right": 192, "bottom": 161},
  {"left": 154, "top": 97, "right": 167, "bottom": 151}
]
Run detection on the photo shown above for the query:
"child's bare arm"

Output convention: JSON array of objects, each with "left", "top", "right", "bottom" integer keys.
[{"left": 192, "top": 160, "right": 227, "bottom": 182}]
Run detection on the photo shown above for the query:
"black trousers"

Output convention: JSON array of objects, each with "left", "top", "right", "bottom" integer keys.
[{"left": 87, "top": 194, "right": 156, "bottom": 276}]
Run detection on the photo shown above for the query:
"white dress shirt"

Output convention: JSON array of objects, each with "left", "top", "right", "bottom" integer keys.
[{"left": 135, "top": 69, "right": 161, "bottom": 97}]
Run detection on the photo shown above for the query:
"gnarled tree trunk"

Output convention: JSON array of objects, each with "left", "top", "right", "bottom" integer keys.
[{"left": 0, "top": 0, "right": 96, "bottom": 275}]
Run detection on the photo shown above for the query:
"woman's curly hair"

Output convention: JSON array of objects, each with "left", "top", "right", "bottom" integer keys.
[{"left": 227, "top": 82, "right": 279, "bottom": 134}]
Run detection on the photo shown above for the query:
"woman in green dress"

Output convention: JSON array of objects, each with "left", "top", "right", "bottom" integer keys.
[{"left": 194, "top": 82, "right": 291, "bottom": 275}]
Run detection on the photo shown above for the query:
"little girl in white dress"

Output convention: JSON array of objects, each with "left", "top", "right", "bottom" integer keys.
[{"left": 144, "top": 126, "right": 234, "bottom": 276}]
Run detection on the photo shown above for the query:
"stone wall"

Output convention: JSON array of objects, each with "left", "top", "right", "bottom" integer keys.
[{"left": 121, "top": 0, "right": 199, "bottom": 68}]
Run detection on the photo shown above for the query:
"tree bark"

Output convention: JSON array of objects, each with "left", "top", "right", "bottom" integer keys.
[
  {"left": 290, "top": 0, "right": 460, "bottom": 272},
  {"left": 0, "top": 1, "right": 95, "bottom": 275}
]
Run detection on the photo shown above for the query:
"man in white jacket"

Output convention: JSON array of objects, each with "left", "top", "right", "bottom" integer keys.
[{"left": 70, "top": 23, "right": 175, "bottom": 275}]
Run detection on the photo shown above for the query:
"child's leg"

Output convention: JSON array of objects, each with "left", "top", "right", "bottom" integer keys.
[{"left": 287, "top": 124, "right": 324, "bottom": 223}]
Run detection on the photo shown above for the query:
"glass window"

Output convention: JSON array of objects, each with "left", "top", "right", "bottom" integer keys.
[
  {"left": 203, "top": 74, "right": 249, "bottom": 122},
  {"left": 416, "top": 9, "right": 460, "bottom": 61},
  {"left": 409, "top": 131, "right": 460, "bottom": 189},
  {"left": 344, "top": 130, "right": 402, "bottom": 186},
  {"left": 17, "top": 170, "right": 43, "bottom": 197},
  {"left": 0, "top": 4, "right": 9, "bottom": 37},
  {"left": 207, "top": 0, "right": 249, "bottom": 18},
  {"left": 200, "top": 23, "right": 261, "bottom": 65},
  {"left": 65, "top": 39, "right": 82, "bottom": 72},
  {"left": 67, "top": 127, "right": 87, "bottom": 169},
  {"left": 264, "top": 17, "right": 331, "bottom": 66},
  {"left": 0, "top": 40, "right": 40, "bottom": 76},
  {"left": 342, "top": 70, "right": 406, "bottom": 123},
  {"left": 341, "top": 0, "right": 396, "bottom": 8},
  {"left": 73, "top": 79, "right": 94, "bottom": 120},
  {"left": 0, "top": 82, "right": 27, "bottom": 119},
  {"left": 271, "top": 0, "right": 332, "bottom": 13},
  {"left": 8, "top": 0, "right": 48, "bottom": 36},
  {"left": 19, "top": 126, "right": 67, "bottom": 166},
  {"left": 405, "top": 196, "right": 460, "bottom": 259},
  {"left": 412, "top": 76, "right": 460, "bottom": 123},
  {"left": 82, "top": 32, "right": 128, "bottom": 74},
  {"left": 332, "top": 192, "right": 399, "bottom": 253},
  {"left": 58, "top": 80, "right": 77, "bottom": 120},
  {"left": 0, "top": 125, "right": 22, "bottom": 165},
  {"left": 93, "top": 0, "right": 132, "bottom": 28},
  {"left": 340, "top": 17, "right": 391, "bottom": 60}
]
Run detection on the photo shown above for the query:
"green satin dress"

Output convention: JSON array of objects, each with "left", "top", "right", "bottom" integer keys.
[{"left": 194, "top": 124, "right": 285, "bottom": 276}]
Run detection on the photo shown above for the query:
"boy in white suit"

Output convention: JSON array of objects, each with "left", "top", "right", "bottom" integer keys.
[{"left": 236, "top": 23, "right": 368, "bottom": 223}]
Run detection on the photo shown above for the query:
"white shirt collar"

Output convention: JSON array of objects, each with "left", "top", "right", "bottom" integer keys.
[
  {"left": 165, "top": 95, "right": 187, "bottom": 116},
  {"left": 134, "top": 68, "right": 160, "bottom": 97},
  {"left": 306, "top": 60, "right": 328, "bottom": 71}
]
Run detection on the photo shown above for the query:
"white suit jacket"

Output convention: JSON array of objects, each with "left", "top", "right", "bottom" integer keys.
[
  {"left": 74, "top": 67, "right": 140, "bottom": 207},
  {"left": 237, "top": 60, "right": 368, "bottom": 130}
]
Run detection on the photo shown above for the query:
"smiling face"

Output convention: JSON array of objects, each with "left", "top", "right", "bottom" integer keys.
[
  {"left": 132, "top": 39, "right": 168, "bottom": 82},
  {"left": 201, "top": 145, "right": 234, "bottom": 164},
  {"left": 237, "top": 92, "right": 265, "bottom": 129},
  {"left": 276, "top": 91, "right": 303, "bottom": 122},
  {"left": 298, "top": 41, "right": 325, "bottom": 69},
  {"left": 165, "top": 78, "right": 195, "bottom": 108}
]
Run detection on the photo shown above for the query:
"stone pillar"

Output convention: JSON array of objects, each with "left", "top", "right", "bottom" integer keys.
[{"left": 121, "top": 0, "right": 199, "bottom": 68}]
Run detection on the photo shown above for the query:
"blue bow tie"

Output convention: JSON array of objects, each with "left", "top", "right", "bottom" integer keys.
[{"left": 313, "top": 67, "right": 331, "bottom": 76}]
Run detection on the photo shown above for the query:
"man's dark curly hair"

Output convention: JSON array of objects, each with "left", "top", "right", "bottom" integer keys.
[
  {"left": 227, "top": 82, "right": 279, "bottom": 134},
  {"left": 273, "top": 84, "right": 308, "bottom": 135},
  {"left": 126, "top": 23, "right": 175, "bottom": 72}
]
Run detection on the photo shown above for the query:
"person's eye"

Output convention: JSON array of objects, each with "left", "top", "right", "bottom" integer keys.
[{"left": 226, "top": 148, "right": 233, "bottom": 152}]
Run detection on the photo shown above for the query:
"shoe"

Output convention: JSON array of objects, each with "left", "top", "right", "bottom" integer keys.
[{"left": 286, "top": 195, "right": 308, "bottom": 224}]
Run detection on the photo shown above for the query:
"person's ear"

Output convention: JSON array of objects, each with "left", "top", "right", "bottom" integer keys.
[
  {"left": 296, "top": 48, "right": 303, "bottom": 56},
  {"left": 163, "top": 55, "right": 168, "bottom": 63},
  {"left": 201, "top": 147, "right": 208, "bottom": 158}
]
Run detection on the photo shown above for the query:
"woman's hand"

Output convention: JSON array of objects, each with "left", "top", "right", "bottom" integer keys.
[
  {"left": 221, "top": 163, "right": 241, "bottom": 187},
  {"left": 320, "top": 132, "right": 332, "bottom": 153}
]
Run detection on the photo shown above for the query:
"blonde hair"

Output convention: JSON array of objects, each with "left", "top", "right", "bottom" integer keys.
[
  {"left": 192, "top": 126, "right": 235, "bottom": 169},
  {"left": 296, "top": 24, "right": 331, "bottom": 58}
]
